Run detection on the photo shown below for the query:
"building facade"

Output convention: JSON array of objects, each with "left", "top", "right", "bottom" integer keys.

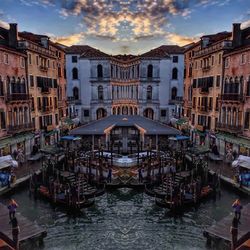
[
  {"left": 18, "top": 31, "right": 67, "bottom": 148},
  {"left": 217, "top": 24, "right": 250, "bottom": 156},
  {"left": 0, "top": 24, "right": 33, "bottom": 156},
  {"left": 66, "top": 45, "right": 184, "bottom": 124}
]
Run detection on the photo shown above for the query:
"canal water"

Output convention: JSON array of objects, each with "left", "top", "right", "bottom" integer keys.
[{"left": 2, "top": 187, "right": 249, "bottom": 250}]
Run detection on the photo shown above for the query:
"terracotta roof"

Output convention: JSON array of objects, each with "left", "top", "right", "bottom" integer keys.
[
  {"left": 141, "top": 45, "right": 184, "bottom": 58},
  {"left": 66, "top": 45, "right": 109, "bottom": 58},
  {"left": 202, "top": 32, "right": 232, "bottom": 43},
  {"left": 19, "top": 31, "right": 48, "bottom": 43}
]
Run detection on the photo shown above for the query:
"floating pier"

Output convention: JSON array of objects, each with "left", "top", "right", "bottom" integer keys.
[
  {"left": 0, "top": 203, "right": 47, "bottom": 249},
  {"left": 204, "top": 203, "right": 250, "bottom": 249}
]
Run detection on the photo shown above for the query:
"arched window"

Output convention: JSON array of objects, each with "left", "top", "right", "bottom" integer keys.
[
  {"left": 147, "top": 85, "right": 152, "bottom": 100},
  {"left": 21, "top": 78, "right": 26, "bottom": 93},
  {"left": 172, "top": 68, "right": 178, "bottom": 79},
  {"left": 98, "top": 85, "right": 103, "bottom": 100},
  {"left": 143, "top": 108, "right": 154, "bottom": 120},
  {"left": 171, "top": 87, "right": 177, "bottom": 100},
  {"left": 96, "top": 108, "right": 107, "bottom": 120},
  {"left": 11, "top": 77, "right": 16, "bottom": 93},
  {"left": 97, "top": 64, "right": 103, "bottom": 78},
  {"left": 6, "top": 76, "right": 10, "bottom": 94},
  {"left": 73, "top": 87, "right": 79, "bottom": 100},
  {"left": 72, "top": 67, "right": 78, "bottom": 79},
  {"left": 0, "top": 76, "right": 4, "bottom": 96},
  {"left": 147, "top": 64, "right": 153, "bottom": 78}
]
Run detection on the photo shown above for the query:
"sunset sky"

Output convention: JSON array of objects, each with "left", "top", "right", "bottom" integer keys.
[{"left": 0, "top": 0, "right": 249, "bottom": 54}]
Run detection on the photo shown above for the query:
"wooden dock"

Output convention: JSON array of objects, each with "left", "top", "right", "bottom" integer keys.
[
  {"left": 0, "top": 203, "right": 47, "bottom": 249},
  {"left": 204, "top": 203, "right": 250, "bottom": 248}
]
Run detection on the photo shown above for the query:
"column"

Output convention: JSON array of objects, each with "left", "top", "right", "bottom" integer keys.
[
  {"left": 225, "top": 107, "right": 228, "bottom": 125},
  {"left": 236, "top": 109, "right": 239, "bottom": 126}
]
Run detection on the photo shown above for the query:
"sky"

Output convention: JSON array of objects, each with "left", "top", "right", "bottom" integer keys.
[{"left": 0, "top": 0, "right": 249, "bottom": 54}]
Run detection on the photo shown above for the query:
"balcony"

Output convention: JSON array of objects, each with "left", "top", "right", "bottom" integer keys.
[
  {"left": 198, "top": 106, "right": 208, "bottom": 113},
  {"left": 41, "top": 106, "right": 53, "bottom": 113},
  {"left": 202, "top": 66, "right": 211, "bottom": 72},
  {"left": 199, "top": 87, "right": 209, "bottom": 94},
  {"left": 216, "top": 122, "right": 243, "bottom": 133},
  {"left": 7, "top": 123, "right": 34, "bottom": 133},
  {"left": 41, "top": 86, "right": 51, "bottom": 94},
  {"left": 40, "top": 65, "right": 48, "bottom": 72},
  {"left": 6, "top": 93, "right": 31, "bottom": 102},
  {"left": 220, "top": 93, "right": 244, "bottom": 102}
]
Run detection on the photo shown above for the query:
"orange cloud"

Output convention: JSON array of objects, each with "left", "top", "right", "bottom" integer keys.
[
  {"left": 166, "top": 33, "right": 199, "bottom": 46},
  {"left": 51, "top": 32, "right": 84, "bottom": 46}
]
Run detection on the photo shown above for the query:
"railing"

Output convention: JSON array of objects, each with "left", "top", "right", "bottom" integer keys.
[
  {"left": 40, "top": 65, "right": 48, "bottom": 72},
  {"left": 6, "top": 93, "right": 31, "bottom": 102},
  {"left": 216, "top": 122, "right": 243, "bottom": 132},
  {"left": 41, "top": 106, "right": 53, "bottom": 113},
  {"left": 112, "top": 99, "right": 138, "bottom": 105},
  {"left": 41, "top": 86, "right": 51, "bottom": 94},
  {"left": 220, "top": 93, "right": 244, "bottom": 101},
  {"left": 199, "top": 87, "right": 209, "bottom": 94},
  {"left": 8, "top": 123, "right": 34, "bottom": 133},
  {"left": 202, "top": 66, "right": 211, "bottom": 72}
]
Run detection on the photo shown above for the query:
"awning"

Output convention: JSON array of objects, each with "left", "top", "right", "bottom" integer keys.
[
  {"left": 60, "top": 136, "right": 81, "bottom": 141},
  {"left": 45, "top": 130, "right": 57, "bottom": 137},
  {"left": 0, "top": 133, "right": 34, "bottom": 148},
  {"left": 216, "top": 133, "right": 250, "bottom": 148}
]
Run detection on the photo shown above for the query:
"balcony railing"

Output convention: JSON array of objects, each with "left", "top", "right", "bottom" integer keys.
[
  {"left": 41, "top": 106, "right": 53, "bottom": 113},
  {"left": 202, "top": 66, "right": 211, "bottom": 72},
  {"left": 198, "top": 106, "right": 208, "bottom": 112},
  {"left": 216, "top": 122, "right": 243, "bottom": 133},
  {"left": 220, "top": 93, "right": 244, "bottom": 101},
  {"left": 8, "top": 123, "right": 34, "bottom": 133},
  {"left": 199, "top": 87, "right": 209, "bottom": 94},
  {"left": 40, "top": 65, "right": 48, "bottom": 72},
  {"left": 41, "top": 86, "right": 51, "bottom": 94},
  {"left": 6, "top": 93, "right": 31, "bottom": 102}
]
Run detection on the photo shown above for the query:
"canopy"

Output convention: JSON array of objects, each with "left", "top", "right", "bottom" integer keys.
[
  {"left": 169, "top": 135, "right": 190, "bottom": 141},
  {"left": 232, "top": 155, "right": 250, "bottom": 170},
  {"left": 0, "top": 155, "right": 18, "bottom": 170},
  {"left": 60, "top": 136, "right": 81, "bottom": 141}
]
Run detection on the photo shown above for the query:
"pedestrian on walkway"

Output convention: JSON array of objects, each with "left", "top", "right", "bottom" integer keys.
[
  {"left": 232, "top": 199, "right": 243, "bottom": 222},
  {"left": 7, "top": 199, "right": 18, "bottom": 220}
]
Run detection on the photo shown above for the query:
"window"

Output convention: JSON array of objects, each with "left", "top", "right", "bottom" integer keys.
[
  {"left": 72, "top": 56, "right": 77, "bottom": 63},
  {"left": 147, "top": 85, "right": 152, "bottom": 100},
  {"left": 0, "top": 76, "right": 4, "bottom": 96},
  {"left": 54, "top": 97, "right": 57, "bottom": 109},
  {"left": 98, "top": 85, "right": 103, "bottom": 100},
  {"left": 172, "top": 68, "right": 178, "bottom": 79},
  {"left": 84, "top": 110, "right": 89, "bottom": 117},
  {"left": 225, "top": 57, "right": 230, "bottom": 68},
  {"left": 20, "top": 57, "right": 25, "bottom": 68},
  {"left": 72, "top": 67, "right": 78, "bottom": 79},
  {"left": 97, "top": 64, "right": 103, "bottom": 78},
  {"left": 173, "top": 56, "right": 178, "bottom": 63},
  {"left": 55, "top": 114, "right": 58, "bottom": 125},
  {"left": 215, "top": 97, "right": 219, "bottom": 111},
  {"left": 191, "top": 114, "right": 195, "bottom": 125},
  {"left": 211, "top": 56, "right": 214, "bottom": 66},
  {"left": 0, "top": 111, "right": 6, "bottom": 129},
  {"left": 241, "top": 53, "right": 246, "bottom": 64},
  {"left": 171, "top": 87, "right": 177, "bottom": 100},
  {"left": 147, "top": 64, "right": 153, "bottom": 78},
  {"left": 218, "top": 54, "right": 222, "bottom": 64},
  {"left": 244, "top": 112, "right": 250, "bottom": 129},
  {"left": 31, "top": 98, "right": 35, "bottom": 111},
  {"left": 73, "top": 87, "right": 79, "bottom": 100},
  {"left": 216, "top": 75, "right": 221, "bottom": 87},
  {"left": 161, "top": 110, "right": 166, "bottom": 117},
  {"left": 47, "top": 60, "right": 50, "bottom": 68},
  {"left": 36, "top": 56, "right": 39, "bottom": 65},
  {"left": 247, "top": 77, "right": 250, "bottom": 96},
  {"left": 4, "top": 53, "right": 8, "bottom": 64},
  {"left": 28, "top": 54, "right": 32, "bottom": 64},
  {"left": 30, "top": 75, "right": 34, "bottom": 87}
]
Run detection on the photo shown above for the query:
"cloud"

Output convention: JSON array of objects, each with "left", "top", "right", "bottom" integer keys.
[
  {"left": 166, "top": 32, "right": 200, "bottom": 46},
  {"left": 50, "top": 32, "right": 85, "bottom": 46},
  {"left": 241, "top": 19, "right": 250, "bottom": 29},
  {"left": 58, "top": 0, "right": 193, "bottom": 42},
  {"left": 0, "top": 19, "right": 9, "bottom": 29}
]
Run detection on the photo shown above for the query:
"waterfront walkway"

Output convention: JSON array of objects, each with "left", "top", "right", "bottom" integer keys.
[
  {"left": 204, "top": 203, "right": 250, "bottom": 248},
  {"left": 0, "top": 160, "right": 42, "bottom": 195},
  {"left": 208, "top": 159, "right": 250, "bottom": 195},
  {"left": 0, "top": 203, "right": 47, "bottom": 248}
]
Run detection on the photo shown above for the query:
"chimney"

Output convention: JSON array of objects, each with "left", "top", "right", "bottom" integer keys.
[
  {"left": 8, "top": 23, "right": 18, "bottom": 48},
  {"left": 232, "top": 23, "right": 242, "bottom": 47}
]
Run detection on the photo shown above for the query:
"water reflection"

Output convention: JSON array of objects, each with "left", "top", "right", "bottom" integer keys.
[{"left": 1, "top": 187, "right": 248, "bottom": 250}]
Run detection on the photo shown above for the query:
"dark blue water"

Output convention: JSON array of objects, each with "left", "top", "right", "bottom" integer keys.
[{"left": 2, "top": 187, "right": 249, "bottom": 250}]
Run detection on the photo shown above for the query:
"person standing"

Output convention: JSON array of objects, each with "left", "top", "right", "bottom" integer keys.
[
  {"left": 138, "top": 167, "right": 143, "bottom": 183},
  {"left": 232, "top": 199, "right": 243, "bottom": 222},
  {"left": 11, "top": 217, "right": 20, "bottom": 250},
  {"left": 107, "top": 167, "right": 112, "bottom": 183},
  {"left": 7, "top": 199, "right": 18, "bottom": 220},
  {"left": 230, "top": 216, "right": 238, "bottom": 250}
]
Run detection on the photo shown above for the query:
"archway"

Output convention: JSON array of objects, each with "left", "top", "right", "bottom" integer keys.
[
  {"left": 96, "top": 108, "right": 107, "bottom": 120},
  {"left": 143, "top": 108, "right": 154, "bottom": 120}
]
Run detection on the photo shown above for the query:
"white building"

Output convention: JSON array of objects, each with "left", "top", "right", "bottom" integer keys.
[{"left": 66, "top": 45, "right": 184, "bottom": 123}]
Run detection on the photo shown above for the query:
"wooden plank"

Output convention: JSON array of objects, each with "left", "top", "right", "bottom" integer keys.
[
  {"left": 0, "top": 203, "right": 46, "bottom": 244},
  {"left": 204, "top": 203, "right": 250, "bottom": 243}
]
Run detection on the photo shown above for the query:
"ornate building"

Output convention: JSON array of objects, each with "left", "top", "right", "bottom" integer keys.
[
  {"left": 0, "top": 24, "right": 33, "bottom": 156},
  {"left": 66, "top": 45, "right": 184, "bottom": 123}
]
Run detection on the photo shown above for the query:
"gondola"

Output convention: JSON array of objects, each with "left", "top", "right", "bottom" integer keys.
[
  {"left": 34, "top": 185, "right": 95, "bottom": 209},
  {"left": 155, "top": 185, "right": 214, "bottom": 210}
]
